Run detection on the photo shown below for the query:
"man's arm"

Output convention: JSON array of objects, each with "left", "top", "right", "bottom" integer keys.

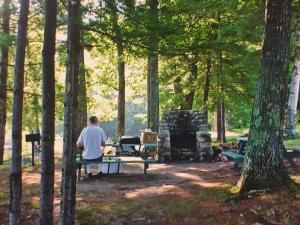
[
  {"left": 77, "top": 142, "right": 84, "bottom": 148},
  {"left": 100, "top": 128, "right": 107, "bottom": 147},
  {"left": 76, "top": 129, "right": 84, "bottom": 148}
]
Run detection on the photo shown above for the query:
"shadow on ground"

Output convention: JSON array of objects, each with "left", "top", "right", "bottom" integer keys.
[{"left": 0, "top": 160, "right": 299, "bottom": 225}]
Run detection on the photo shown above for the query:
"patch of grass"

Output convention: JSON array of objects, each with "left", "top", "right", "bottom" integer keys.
[
  {"left": 143, "top": 195, "right": 219, "bottom": 223},
  {"left": 156, "top": 197, "right": 198, "bottom": 221},
  {"left": 0, "top": 187, "right": 9, "bottom": 201},
  {"left": 76, "top": 202, "right": 136, "bottom": 225},
  {"left": 76, "top": 196, "right": 219, "bottom": 224},
  {"left": 271, "top": 184, "right": 300, "bottom": 203},
  {"left": 0, "top": 161, "right": 10, "bottom": 170},
  {"left": 282, "top": 212, "right": 293, "bottom": 225},
  {"left": 243, "top": 207, "right": 293, "bottom": 225},
  {"left": 31, "top": 197, "right": 40, "bottom": 209},
  {"left": 3, "top": 150, "right": 12, "bottom": 161},
  {"left": 76, "top": 205, "right": 105, "bottom": 225},
  {"left": 199, "top": 187, "right": 238, "bottom": 202},
  {"left": 283, "top": 134, "right": 300, "bottom": 147},
  {"left": 139, "top": 205, "right": 158, "bottom": 219},
  {"left": 113, "top": 203, "right": 136, "bottom": 218}
]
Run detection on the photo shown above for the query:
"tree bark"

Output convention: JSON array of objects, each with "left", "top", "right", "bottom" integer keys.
[
  {"left": 9, "top": 0, "right": 29, "bottom": 224},
  {"left": 39, "top": 0, "right": 57, "bottom": 224},
  {"left": 60, "top": 0, "right": 80, "bottom": 224},
  {"left": 182, "top": 92, "right": 195, "bottom": 110},
  {"left": 181, "top": 59, "right": 197, "bottom": 110},
  {"left": 106, "top": 0, "right": 126, "bottom": 137},
  {"left": 216, "top": 103, "right": 222, "bottom": 141},
  {"left": 0, "top": 0, "right": 10, "bottom": 165},
  {"left": 117, "top": 43, "right": 125, "bottom": 136},
  {"left": 147, "top": 0, "right": 159, "bottom": 132},
  {"left": 147, "top": 62, "right": 151, "bottom": 128},
  {"left": 203, "top": 55, "right": 211, "bottom": 110},
  {"left": 285, "top": 20, "right": 300, "bottom": 136},
  {"left": 216, "top": 11, "right": 226, "bottom": 143},
  {"left": 173, "top": 76, "right": 182, "bottom": 95},
  {"left": 221, "top": 101, "right": 226, "bottom": 143},
  {"left": 32, "top": 94, "right": 40, "bottom": 132},
  {"left": 216, "top": 101, "right": 226, "bottom": 142},
  {"left": 238, "top": 0, "right": 292, "bottom": 193},
  {"left": 77, "top": 23, "right": 87, "bottom": 136}
]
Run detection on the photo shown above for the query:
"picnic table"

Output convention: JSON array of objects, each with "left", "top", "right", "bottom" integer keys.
[
  {"left": 76, "top": 155, "right": 158, "bottom": 180},
  {"left": 105, "top": 143, "right": 158, "bottom": 159},
  {"left": 76, "top": 142, "right": 159, "bottom": 180}
]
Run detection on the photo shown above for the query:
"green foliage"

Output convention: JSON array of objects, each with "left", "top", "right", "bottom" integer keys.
[{"left": 3, "top": 0, "right": 298, "bottom": 137}]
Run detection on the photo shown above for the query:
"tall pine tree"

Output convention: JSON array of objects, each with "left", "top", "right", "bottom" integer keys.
[
  {"left": 147, "top": 0, "right": 159, "bottom": 132},
  {"left": 10, "top": 0, "right": 30, "bottom": 224},
  {"left": 0, "top": 0, "right": 10, "bottom": 165},
  {"left": 39, "top": 0, "right": 57, "bottom": 224},
  {"left": 60, "top": 0, "right": 80, "bottom": 224}
]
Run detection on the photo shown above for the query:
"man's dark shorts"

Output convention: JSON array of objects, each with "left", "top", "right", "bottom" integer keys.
[{"left": 83, "top": 155, "right": 103, "bottom": 162}]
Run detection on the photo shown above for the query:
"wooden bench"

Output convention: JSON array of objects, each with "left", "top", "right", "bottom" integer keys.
[
  {"left": 76, "top": 156, "right": 158, "bottom": 180},
  {"left": 284, "top": 146, "right": 300, "bottom": 161},
  {"left": 223, "top": 146, "right": 300, "bottom": 169},
  {"left": 222, "top": 151, "right": 245, "bottom": 168}
]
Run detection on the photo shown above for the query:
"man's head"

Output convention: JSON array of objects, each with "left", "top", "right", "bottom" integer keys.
[{"left": 89, "top": 116, "right": 99, "bottom": 125}]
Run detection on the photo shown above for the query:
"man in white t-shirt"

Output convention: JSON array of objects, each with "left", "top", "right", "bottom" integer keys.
[{"left": 77, "top": 116, "right": 107, "bottom": 177}]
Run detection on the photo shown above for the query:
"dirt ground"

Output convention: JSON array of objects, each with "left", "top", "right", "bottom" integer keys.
[{"left": 0, "top": 160, "right": 300, "bottom": 225}]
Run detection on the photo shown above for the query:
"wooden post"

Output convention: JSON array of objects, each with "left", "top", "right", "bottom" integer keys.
[{"left": 31, "top": 141, "right": 35, "bottom": 166}]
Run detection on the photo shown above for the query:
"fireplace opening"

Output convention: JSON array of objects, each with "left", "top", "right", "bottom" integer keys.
[{"left": 170, "top": 131, "right": 196, "bottom": 160}]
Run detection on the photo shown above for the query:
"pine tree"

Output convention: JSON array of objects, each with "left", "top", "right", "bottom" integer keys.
[
  {"left": 9, "top": 0, "right": 30, "bottom": 224},
  {"left": 0, "top": 0, "right": 10, "bottom": 165},
  {"left": 39, "top": 0, "right": 57, "bottom": 224},
  {"left": 285, "top": 20, "right": 300, "bottom": 136},
  {"left": 147, "top": 0, "right": 159, "bottom": 132},
  {"left": 60, "top": 0, "right": 81, "bottom": 224},
  {"left": 78, "top": 11, "right": 87, "bottom": 136},
  {"left": 106, "top": 0, "right": 126, "bottom": 137}
]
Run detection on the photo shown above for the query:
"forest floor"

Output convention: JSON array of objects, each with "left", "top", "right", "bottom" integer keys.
[{"left": 0, "top": 158, "right": 299, "bottom": 225}]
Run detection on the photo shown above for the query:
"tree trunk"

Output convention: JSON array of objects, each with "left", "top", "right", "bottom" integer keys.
[
  {"left": 203, "top": 55, "right": 211, "bottom": 110},
  {"left": 181, "top": 92, "right": 195, "bottom": 110},
  {"left": 285, "top": 20, "right": 300, "bottom": 136},
  {"left": 216, "top": 101, "right": 226, "bottom": 142},
  {"left": 147, "top": 63, "right": 151, "bottom": 128},
  {"left": 9, "top": 0, "right": 29, "bottom": 224},
  {"left": 237, "top": 0, "right": 292, "bottom": 193},
  {"left": 216, "top": 11, "right": 226, "bottom": 143},
  {"left": 60, "top": 0, "right": 80, "bottom": 224},
  {"left": 117, "top": 43, "right": 125, "bottom": 136},
  {"left": 221, "top": 101, "right": 226, "bottom": 143},
  {"left": 181, "top": 58, "right": 197, "bottom": 110},
  {"left": 77, "top": 28, "right": 87, "bottom": 135},
  {"left": 147, "top": 0, "right": 159, "bottom": 132},
  {"left": 106, "top": 0, "right": 126, "bottom": 137},
  {"left": 32, "top": 94, "right": 40, "bottom": 132},
  {"left": 39, "top": 0, "right": 57, "bottom": 224},
  {"left": 216, "top": 103, "right": 222, "bottom": 141},
  {"left": 173, "top": 77, "right": 182, "bottom": 95},
  {"left": 0, "top": 0, "right": 10, "bottom": 165}
]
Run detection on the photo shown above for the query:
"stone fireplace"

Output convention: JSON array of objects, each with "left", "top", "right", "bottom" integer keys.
[{"left": 158, "top": 110, "right": 212, "bottom": 161}]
